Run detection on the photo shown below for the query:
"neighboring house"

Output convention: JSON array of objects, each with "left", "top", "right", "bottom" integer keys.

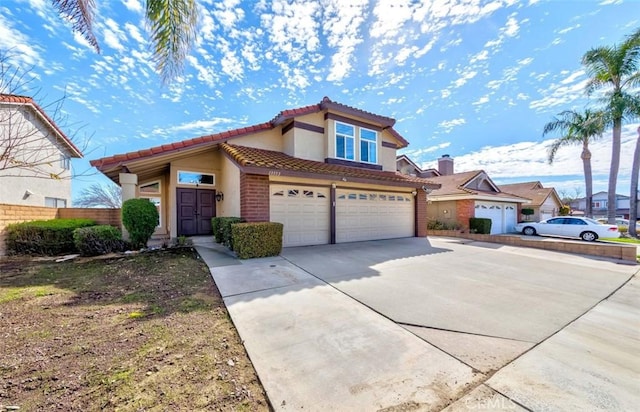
[
  {"left": 397, "top": 155, "right": 529, "bottom": 234},
  {"left": 0, "top": 94, "right": 83, "bottom": 207},
  {"left": 90, "top": 97, "right": 440, "bottom": 247},
  {"left": 569, "top": 191, "right": 638, "bottom": 219},
  {"left": 396, "top": 154, "right": 440, "bottom": 178},
  {"left": 499, "top": 181, "right": 563, "bottom": 222}
]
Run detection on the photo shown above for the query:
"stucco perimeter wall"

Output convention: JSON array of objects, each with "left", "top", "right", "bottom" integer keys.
[
  {"left": 0, "top": 204, "right": 121, "bottom": 256},
  {"left": 427, "top": 230, "right": 637, "bottom": 263}
]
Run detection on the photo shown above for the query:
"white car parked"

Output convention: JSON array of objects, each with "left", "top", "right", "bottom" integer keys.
[{"left": 515, "top": 216, "right": 620, "bottom": 242}]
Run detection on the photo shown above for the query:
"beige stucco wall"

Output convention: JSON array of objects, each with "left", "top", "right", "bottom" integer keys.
[
  {"left": 233, "top": 129, "right": 283, "bottom": 151},
  {"left": 379, "top": 145, "right": 397, "bottom": 172},
  {"left": 137, "top": 173, "right": 168, "bottom": 236},
  {"left": 427, "top": 200, "right": 458, "bottom": 223},
  {"left": 0, "top": 105, "right": 73, "bottom": 207},
  {"left": 219, "top": 153, "right": 241, "bottom": 217}
]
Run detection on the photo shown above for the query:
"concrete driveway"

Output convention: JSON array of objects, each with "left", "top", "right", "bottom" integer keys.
[{"left": 198, "top": 236, "right": 639, "bottom": 411}]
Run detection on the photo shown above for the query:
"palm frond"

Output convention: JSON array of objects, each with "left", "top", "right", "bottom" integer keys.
[
  {"left": 146, "top": 0, "right": 199, "bottom": 83},
  {"left": 52, "top": 0, "right": 99, "bottom": 52}
]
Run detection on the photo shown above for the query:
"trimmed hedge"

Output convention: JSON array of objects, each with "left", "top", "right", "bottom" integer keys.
[
  {"left": 231, "top": 222, "right": 283, "bottom": 259},
  {"left": 212, "top": 217, "right": 244, "bottom": 249},
  {"left": 6, "top": 218, "right": 96, "bottom": 255},
  {"left": 122, "top": 198, "right": 159, "bottom": 249},
  {"left": 73, "top": 225, "right": 125, "bottom": 256},
  {"left": 469, "top": 217, "right": 492, "bottom": 234}
]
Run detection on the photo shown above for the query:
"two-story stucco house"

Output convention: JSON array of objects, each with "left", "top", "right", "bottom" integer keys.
[
  {"left": 0, "top": 94, "right": 83, "bottom": 207},
  {"left": 90, "top": 97, "right": 440, "bottom": 247}
]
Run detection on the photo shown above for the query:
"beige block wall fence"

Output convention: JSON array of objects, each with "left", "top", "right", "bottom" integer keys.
[{"left": 0, "top": 203, "right": 121, "bottom": 256}]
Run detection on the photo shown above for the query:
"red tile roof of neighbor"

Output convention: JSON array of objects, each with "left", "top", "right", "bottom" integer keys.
[
  {"left": 90, "top": 97, "right": 408, "bottom": 169},
  {"left": 500, "top": 181, "right": 558, "bottom": 207},
  {"left": 221, "top": 143, "right": 438, "bottom": 187},
  {"left": 0, "top": 94, "right": 83, "bottom": 158}
]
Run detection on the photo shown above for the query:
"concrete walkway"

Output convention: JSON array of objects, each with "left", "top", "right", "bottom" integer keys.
[{"left": 194, "top": 237, "right": 640, "bottom": 411}]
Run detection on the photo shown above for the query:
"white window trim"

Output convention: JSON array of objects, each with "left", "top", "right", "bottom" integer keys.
[
  {"left": 177, "top": 170, "right": 216, "bottom": 187},
  {"left": 334, "top": 121, "right": 355, "bottom": 161},
  {"left": 359, "top": 127, "right": 378, "bottom": 164}
]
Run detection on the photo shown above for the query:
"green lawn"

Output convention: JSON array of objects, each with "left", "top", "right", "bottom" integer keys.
[{"left": 601, "top": 237, "right": 640, "bottom": 244}]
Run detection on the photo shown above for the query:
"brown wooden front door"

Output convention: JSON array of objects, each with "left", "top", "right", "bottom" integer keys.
[{"left": 177, "top": 188, "right": 215, "bottom": 236}]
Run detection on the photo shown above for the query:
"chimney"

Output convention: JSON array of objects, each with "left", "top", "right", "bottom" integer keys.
[{"left": 438, "top": 154, "right": 454, "bottom": 176}]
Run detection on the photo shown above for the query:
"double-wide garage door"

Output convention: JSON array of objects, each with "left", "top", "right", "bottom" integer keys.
[
  {"left": 474, "top": 201, "right": 517, "bottom": 234},
  {"left": 270, "top": 185, "right": 414, "bottom": 247}
]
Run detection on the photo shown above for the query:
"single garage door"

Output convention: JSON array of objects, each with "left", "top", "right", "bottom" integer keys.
[
  {"left": 336, "top": 189, "right": 414, "bottom": 243},
  {"left": 475, "top": 202, "right": 517, "bottom": 234},
  {"left": 270, "top": 185, "right": 330, "bottom": 247}
]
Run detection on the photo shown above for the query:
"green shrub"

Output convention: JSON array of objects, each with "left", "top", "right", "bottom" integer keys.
[
  {"left": 122, "top": 198, "right": 159, "bottom": 249},
  {"left": 73, "top": 225, "right": 125, "bottom": 256},
  {"left": 212, "top": 217, "right": 244, "bottom": 249},
  {"left": 469, "top": 217, "right": 492, "bottom": 234},
  {"left": 231, "top": 222, "right": 283, "bottom": 259},
  {"left": 521, "top": 208, "right": 534, "bottom": 221},
  {"left": 427, "top": 220, "right": 462, "bottom": 230},
  {"left": 559, "top": 205, "right": 570, "bottom": 216},
  {"left": 6, "top": 218, "right": 96, "bottom": 255}
]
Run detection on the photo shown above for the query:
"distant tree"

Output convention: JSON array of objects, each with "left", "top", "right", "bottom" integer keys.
[
  {"left": 543, "top": 109, "right": 605, "bottom": 218},
  {"left": 0, "top": 51, "right": 88, "bottom": 180},
  {"left": 75, "top": 182, "right": 122, "bottom": 208},
  {"left": 630, "top": 126, "right": 640, "bottom": 238},
  {"left": 51, "top": 0, "right": 198, "bottom": 82},
  {"left": 582, "top": 28, "right": 640, "bottom": 224},
  {"left": 558, "top": 187, "right": 584, "bottom": 205}
]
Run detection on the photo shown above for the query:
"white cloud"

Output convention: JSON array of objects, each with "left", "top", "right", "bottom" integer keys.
[
  {"left": 473, "top": 95, "right": 490, "bottom": 105},
  {"left": 102, "top": 19, "right": 128, "bottom": 51},
  {"left": 0, "top": 13, "right": 43, "bottom": 68},
  {"left": 323, "top": 0, "right": 367, "bottom": 82},
  {"left": 122, "top": 0, "right": 143, "bottom": 13},
  {"left": 453, "top": 70, "right": 477, "bottom": 88},
  {"left": 557, "top": 24, "right": 580, "bottom": 34},
  {"left": 152, "top": 118, "right": 238, "bottom": 136},
  {"left": 439, "top": 118, "right": 466, "bottom": 133},
  {"left": 529, "top": 70, "right": 589, "bottom": 112},
  {"left": 124, "top": 23, "right": 145, "bottom": 45}
]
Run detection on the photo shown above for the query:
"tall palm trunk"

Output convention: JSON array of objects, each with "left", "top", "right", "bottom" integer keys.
[
  {"left": 629, "top": 127, "right": 640, "bottom": 238},
  {"left": 581, "top": 141, "right": 593, "bottom": 218},
  {"left": 607, "top": 119, "right": 622, "bottom": 223}
]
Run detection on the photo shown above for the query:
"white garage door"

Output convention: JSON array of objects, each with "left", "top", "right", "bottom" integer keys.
[
  {"left": 336, "top": 189, "right": 414, "bottom": 243},
  {"left": 270, "top": 185, "right": 330, "bottom": 247},
  {"left": 475, "top": 202, "right": 517, "bottom": 234}
]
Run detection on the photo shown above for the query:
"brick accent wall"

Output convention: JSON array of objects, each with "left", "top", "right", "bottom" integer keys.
[
  {"left": 456, "top": 199, "right": 475, "bottom": 230},
  {"left": 240, "top": 173, "right": 269, "bottom": 222},
  {"left": 0, "top": 204, "right": 122, "bottom": 256},
  {"left": 415, "top": 191, "right": 427, "bottom": 237}
]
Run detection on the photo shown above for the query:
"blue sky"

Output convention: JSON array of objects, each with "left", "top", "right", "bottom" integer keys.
[{"left": 1, "top": 0, "right": 638, "bottom": 202}]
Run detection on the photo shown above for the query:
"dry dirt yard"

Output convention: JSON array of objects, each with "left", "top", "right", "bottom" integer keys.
[{"left": 0, "top": 249, "right": 269, "bottom": 411}]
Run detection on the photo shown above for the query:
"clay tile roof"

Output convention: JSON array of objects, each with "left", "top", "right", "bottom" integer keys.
[
  {"left": 220, "top": 143, "right": 438, "bottom": 187},
  {"left": 90, "top": 121, "right": 273, "bottom": 169},
  {"left": 500, "top": 181, "right": 556, "bottom": 206},
  {"left": 0, "top": 93, "right": 83, "bottom": 158}
]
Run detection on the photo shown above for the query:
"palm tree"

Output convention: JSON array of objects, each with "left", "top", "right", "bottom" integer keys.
[
  {"left": 544, "top": 109, "right": 606, "bottom": 218},
  {"left": 52, "top": 0, "right": 198, "bottom": 82},
  {"left": 582, "top": 28, "right": 640, "bottom": 223},
  {"left": 629, "top": 126, "right": 640, "bottom": 238}
]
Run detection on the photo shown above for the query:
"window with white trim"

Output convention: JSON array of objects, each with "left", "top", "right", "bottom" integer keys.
[
  {"left": 178, "top": 171, "right": 215, "bottom": 186},
  {"left": 139, "top": 180, "right": 162, "bottom": 228},
  {"left": 60, "top": 155, "right": 70, "bottom": 170},
  {"left": 335, "top": 122, "right": 355, "bottom": 160},
  {"left": 45, "top": 197, "right": 67, "bottom": 208},
  {"left": 360, "top": 128, "right": 377, "bottom": 163}
]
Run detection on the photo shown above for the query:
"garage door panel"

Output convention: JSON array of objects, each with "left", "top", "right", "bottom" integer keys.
[
  {"left": 270, "top": 185, "right": 330, "bottom": 247},
  {"left": 475, "top": 202, "right": 517, "bottom": 234},
  {"left": 336, "top": 189, "right": 414, "bottom": 243}
]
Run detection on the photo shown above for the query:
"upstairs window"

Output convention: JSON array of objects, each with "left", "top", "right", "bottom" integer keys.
[
  {"left": 360, "top": 128, "right": 377, "bottom": 163},
  {"left": 60, "top": 155, "right": 70, "bottom": 170},
  {"left": 335, "top": 122, "right": 355, "bottom": 160}
]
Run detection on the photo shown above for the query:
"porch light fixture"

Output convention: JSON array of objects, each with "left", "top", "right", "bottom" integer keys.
[
  {"left": 421, "top": 185, "right": 433, "bottom": 194},
  {"left": 331, "top": 183, "right": 336, "bottom": 189},
  {"left": 215, "top": 192, "right": 224, "bottom": 202},
  {"left": 23, "top": 190, "right": 33, "bottom": 200}
]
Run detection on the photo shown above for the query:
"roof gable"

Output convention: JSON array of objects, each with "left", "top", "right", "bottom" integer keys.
[
  {"left": 91, "top": 97, "right": 409, "bottom": 172},
  {"left": 0, "top": 94, "right": 83, "bottom": 158}
]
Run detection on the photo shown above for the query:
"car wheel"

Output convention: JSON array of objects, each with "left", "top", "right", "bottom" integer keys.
[
  {"left": 523, "top": 227, "right": 536, "bottom": 236},
  {"left": 581, "top": 231, "right": 597, "bottom": 242}
]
